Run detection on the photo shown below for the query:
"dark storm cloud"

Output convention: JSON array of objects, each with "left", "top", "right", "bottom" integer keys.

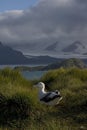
[{"left": 0, "top": 0, "right": 87, "bottom": 45}]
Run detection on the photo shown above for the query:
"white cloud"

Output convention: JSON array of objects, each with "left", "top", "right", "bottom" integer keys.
[{"left": 0, "top": 0, "right": 87, "bottom": 49}]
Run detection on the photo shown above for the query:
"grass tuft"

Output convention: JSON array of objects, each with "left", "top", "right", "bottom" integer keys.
[{"left": 0, "top": 67, "right": 87, "bottom": 129}]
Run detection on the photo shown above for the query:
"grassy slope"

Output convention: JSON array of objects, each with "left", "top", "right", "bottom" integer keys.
[{"left": 0, "top": 68, "right": 87, "bottom": 130}]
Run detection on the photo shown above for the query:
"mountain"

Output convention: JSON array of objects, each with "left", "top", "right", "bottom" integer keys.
[
  {"left": 0, "top": 42, "right": 60, "bottom": 64},
  {"left": 0, "top": 42, "right": 30, "bottom": 64},
  {"left": 62, "top": 41, "right": 86, "bottom": 53},
  {"left": 45, "top": 42, "right": 58, "bottom": 51},
  {"left": 9, "top": 40, "right": 87, "bottom": 56},
  {"left": 2, "top": 40, "right": 87, "bottom": 65}
]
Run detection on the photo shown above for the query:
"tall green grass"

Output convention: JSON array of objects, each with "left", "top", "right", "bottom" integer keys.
[
  {"left": 0, "top": 68, "right": 37, "bottom": 128},
  {"left": 0, "top": 67, "right": 87, "bottom": 129}
]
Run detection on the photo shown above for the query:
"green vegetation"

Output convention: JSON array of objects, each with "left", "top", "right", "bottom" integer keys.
[
  {"left": 58, "top": 58, "right": 86, "bottom": 68},
  {"left": 0, "top": 67, "right": 87, "bottom": 130}
]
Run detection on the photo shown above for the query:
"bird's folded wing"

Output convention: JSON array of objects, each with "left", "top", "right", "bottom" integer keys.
[
  {"left": 48, "top": 92, "right": 57, "bottom": 98},
  {"left": 40, "top": 92, "right": 58, "bottom": 102}
]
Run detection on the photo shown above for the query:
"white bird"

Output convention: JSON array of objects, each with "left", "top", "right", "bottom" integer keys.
[{"left": 34, "top": 82, "right": 63, "bottom": 106}]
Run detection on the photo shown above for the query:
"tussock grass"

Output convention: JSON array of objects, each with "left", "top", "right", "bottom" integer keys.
[{"left": 0, "top": 67, "right": 87, "bottom": 129}]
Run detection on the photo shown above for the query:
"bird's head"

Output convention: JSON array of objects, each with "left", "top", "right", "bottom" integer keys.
[{"left": 34, "top": 82, "right": 45, "bottom": 89}]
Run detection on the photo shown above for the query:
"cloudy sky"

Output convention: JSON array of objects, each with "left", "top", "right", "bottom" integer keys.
[{"left": 0, "top": 0, "right": 87, "bottom": 53}]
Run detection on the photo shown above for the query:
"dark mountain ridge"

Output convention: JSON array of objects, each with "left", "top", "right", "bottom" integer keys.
[
  {"left": 0, "top": 42, "right": 29, "bottom": 64},
  {"left": 0, "top": 42, "right": 60, "bottom": 64}
]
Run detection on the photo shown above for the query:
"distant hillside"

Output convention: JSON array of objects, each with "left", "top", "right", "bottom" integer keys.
[
  {"left": 14, "top": 58, "right": 86, "bottom": 71},
  {"left": 42, "top": 58, "right": 86, "bottom": 70},
  {"left": 59, "top": 58, "right": 86, "bottom": 68}
]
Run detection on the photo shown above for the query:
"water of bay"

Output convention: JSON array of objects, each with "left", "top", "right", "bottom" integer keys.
[{"left": 22, "top": 71, "right": 47, "bottom": 80}]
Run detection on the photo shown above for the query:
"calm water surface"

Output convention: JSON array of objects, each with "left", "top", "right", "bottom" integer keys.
[{"left": 22, "top": 71, "right": 47, "bottom": 80}]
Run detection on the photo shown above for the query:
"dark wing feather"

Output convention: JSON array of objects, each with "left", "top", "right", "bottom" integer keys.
[{"left": 40, "top": 92, "right": 59, "bottom": 102}]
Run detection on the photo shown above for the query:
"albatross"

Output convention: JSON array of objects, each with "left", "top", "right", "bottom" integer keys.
[{"left": 34, "top": 82, "right": 63, "bottom": 106}]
